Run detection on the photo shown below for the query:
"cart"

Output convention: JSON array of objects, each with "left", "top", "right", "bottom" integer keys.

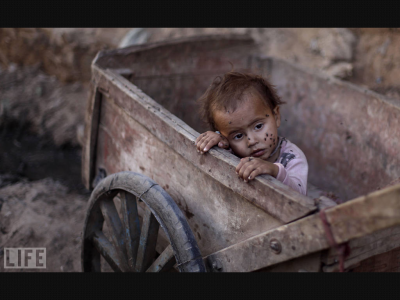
[{"left": 81, "top": 35, "right": 400, "bottom": 272}]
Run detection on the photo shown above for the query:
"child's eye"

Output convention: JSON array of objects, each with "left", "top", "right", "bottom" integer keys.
[
  {"left": 233, "top": 133, "right": 243, "bottom": 140},
  {"left": 255, "top": 123, "right": 263, "bottom": 130}
]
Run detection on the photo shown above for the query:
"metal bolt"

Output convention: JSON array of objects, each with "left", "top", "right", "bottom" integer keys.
[
  {"left": 212, "top": 260, "right": 222, "bottom": 271},
  {"left": 270, "top": 239, "right": 282, "bottom": 254}
]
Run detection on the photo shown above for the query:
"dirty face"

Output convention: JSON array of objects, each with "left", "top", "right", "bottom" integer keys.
[{"left": 214, "top": 93, "right": 281, "bottom": 161}]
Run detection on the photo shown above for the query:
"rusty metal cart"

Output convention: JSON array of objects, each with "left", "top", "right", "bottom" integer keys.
[{"left": 81, "top": 35, "right": 400, "bottom": 272}]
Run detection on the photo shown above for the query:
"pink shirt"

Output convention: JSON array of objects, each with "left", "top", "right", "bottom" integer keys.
[{"left": 274, "top": 137, "right": 308, "bottom": 195}]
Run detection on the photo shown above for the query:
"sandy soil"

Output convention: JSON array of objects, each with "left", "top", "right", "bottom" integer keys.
[
  {"left": 1, "top": 28, "right": 399, "bottom": 272},
  {"left": 0, "top": 178, "right": 87, "bottom": 272}
]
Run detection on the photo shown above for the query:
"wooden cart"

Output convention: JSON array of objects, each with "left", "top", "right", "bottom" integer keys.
[{"left": 81, "top": 35, "right": 400, "bottom": 272}]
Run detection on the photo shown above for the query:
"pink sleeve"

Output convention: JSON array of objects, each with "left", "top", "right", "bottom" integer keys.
[{"left": 274, "top": 157, "right": 308, "bottom": 195}]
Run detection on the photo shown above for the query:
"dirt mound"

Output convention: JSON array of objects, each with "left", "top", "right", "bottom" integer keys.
[
  {"left": 0, "top": 178, "right": 87, "bottom": 272},
  {"left": 0, "top": 65, "right": 87, "bottom": 147},
  {"left": 0, "top": 123, "right": 85, "bottom": 193},
  {"left": 0, "top": 28, "right": 131, "bottom": 83}
]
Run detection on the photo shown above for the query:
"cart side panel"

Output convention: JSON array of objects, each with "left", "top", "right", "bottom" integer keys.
[
  {"left": 322, "top": 224, "right": 400, "bottom": 272},
  {"left": 95, "top": 35, "right": 257, "bottom": 77},
  {"left": 95, "top": 93, "right": 283, "bottom": 256},
  {"left": 257, "top": 251, "right": 322, "bottom": 272},
  {"left": 352, "top": 247, "right": 400, "bottom": 272},
  {"left": 203, "top": 184, "right": 400, "bottom": 272},
  {"left": 131, "top": 74, "right": 216, "bottom": 134},
  {"left": 264, "top": 57, "right": 400, "bottom": 200},
  {"left": 95, "top": 35, "right": 258, "bottom": 134},
  {"left": 82, "top": 85, "right": 102, "bottom": 189}
]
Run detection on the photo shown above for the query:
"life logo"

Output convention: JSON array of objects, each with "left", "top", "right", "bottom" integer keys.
[{"left": 4, "top": 248, "right": 46, "bottom": 269}]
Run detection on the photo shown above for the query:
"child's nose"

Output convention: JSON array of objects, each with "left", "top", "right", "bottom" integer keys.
[{"left": 247, "top": 135, "right": 258, "bottom": 147}]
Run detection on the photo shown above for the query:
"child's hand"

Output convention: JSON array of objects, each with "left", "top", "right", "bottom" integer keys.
[
  {"left": 236, "top": 157, "right": 279, "bottom": 182},
  {"left": 195, "top": 131, "right": 229, "bottom": 154}
]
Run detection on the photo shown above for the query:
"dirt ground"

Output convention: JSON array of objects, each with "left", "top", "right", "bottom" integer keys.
[{"left": 1, "top": 28, "right": 399, "bottom": 272}]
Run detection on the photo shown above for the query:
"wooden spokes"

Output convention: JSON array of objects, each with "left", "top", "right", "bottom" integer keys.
[
  {"left": 135, "top": 204, "right": 160, "bottom": 272},
  {"left": 93, "top": 190, "right": 175, "bottom": 272},
  {"left": 92, "top": 230, "right": 128, "bottom": 272},
  {"left": 146, "top": 245, "right": 176, "bottom": 272},
  {"left": 119, "top": 191, "right": 141, "bottom": 270},
  {"left": 82, "top": 171, "right": 206, "bottom": 273}
]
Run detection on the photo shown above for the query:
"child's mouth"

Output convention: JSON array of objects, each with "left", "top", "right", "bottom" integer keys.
[{"left": 251, "top": 149, "right": 266, "bottom": 157}]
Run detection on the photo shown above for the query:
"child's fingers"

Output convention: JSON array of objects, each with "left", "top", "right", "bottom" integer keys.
[
  {"left": 237, "top": 162, "right": 251, "bottom": 179},
  {"left": 196, "top": 133, "right": 212, "bottom": 152},
  {"left": 237, "top": 159, "right": 255, "bottom": 179},
  {"left": 217, "top": 135, "right": 229, "bottom": 148},
  {"left": 196, "top": 136, "right": 207, "bottom": 152},
  {"left": 203, "top": 139, "right": 218, "bottom": 152},
  {"left": 235, "top": 157, "right": 248, "bottom": 174},
  {"left": 235, "top": 159, "right": 245, "bottom": 174},
  {"left": 195, "top": 136, "right": 202, "bottom": 146},
  {"left": 195, "top": 132, "right": 208, "bottom": 146},
  {"left": 217, "top": 139, "right": 229, "bottom": 149},
  {"left": 235, "top": 157, "right": 253, "bottom": 174},
  {"left": 196, "top": 132, "right": 228, "bottom": 153},
  {"left": 199, "top": 137, "right": 215, "bottom": 153},
  {"left": 241, "top": 163, "right": 258, "bottom": 182},
  {"left": 247, "top": 168, "right": 262, "bottom": 181}
]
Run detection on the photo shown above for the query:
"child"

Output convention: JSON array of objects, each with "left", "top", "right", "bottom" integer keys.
[{"left": 195, "top": 72, "right": 308, "bottom": 195}]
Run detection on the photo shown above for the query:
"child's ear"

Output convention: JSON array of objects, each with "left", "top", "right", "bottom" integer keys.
[{"left": 273, "top": 106, "right": 281, "bottom": 128}]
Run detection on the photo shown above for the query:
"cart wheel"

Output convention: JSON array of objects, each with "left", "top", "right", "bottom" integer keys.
[{"left": 81, "top": 171, "right": 206, "bottom": 272}]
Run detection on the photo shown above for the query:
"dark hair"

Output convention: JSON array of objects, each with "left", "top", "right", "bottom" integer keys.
[{"left": 198, "top": 71, "right": 285, "bottom": 131}]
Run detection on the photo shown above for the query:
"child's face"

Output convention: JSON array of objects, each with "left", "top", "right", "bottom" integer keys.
[{"left": 214, "top": 94, "right": 281, "bottom": 161}]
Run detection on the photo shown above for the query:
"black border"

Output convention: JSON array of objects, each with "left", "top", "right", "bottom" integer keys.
[
  {"left": 2, "top": 1, "right": 400, "bottom": 27},
  {"left": 1, "top": 273, "right": 399, "bottom": 298}
]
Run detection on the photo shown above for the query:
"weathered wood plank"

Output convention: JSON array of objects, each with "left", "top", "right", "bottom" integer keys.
[
  {"left": 322, "top": 224, "right": 400, "bottom": 271},
  {"left": 266, "top": 57, "right": 400, "bottom": 200},
  {"left": 256, "top": 251, "right": 322, "bottom": 272},
  {"left": 92, "top": 230, "right": 128, "bottom": 272},
  {"left": 131, "top": 74, "right": 220, "bottom": 134},
  {"left": 92, "top": 66, "right": 316, "bottom": 224},
  {"left": 99, "top": 199, "right": 129, "bottom": 269},
  {"left": 119, "top": 191, "right": 141, "bottom": 271},
  {"left": 95, "top": 34, "right": 257, "bottom": 77},
  {"left": 82, "top": 86, "right": 102, "bottom": 189},
  {"left": 115, "top": 189, "right": 177, "bottom": 256},
  {"left": 146, "top": 245, "right": 176, "bottom": 272},
  {"left": 203, "top": 184, "right": 400, "bottom": 272},
  {"left": 135, "top": 205, "right": 160, "bottom": 272},
  {"left": 352, "top": 247, "right": 400, "bottom": 272},
  {"left": 95, "top": 93, "right": 283, "bottom": 256}
]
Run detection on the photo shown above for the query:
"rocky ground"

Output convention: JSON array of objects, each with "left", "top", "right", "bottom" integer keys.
[{"left": 1, "top": 28, "right": 399, "bottom": 272}]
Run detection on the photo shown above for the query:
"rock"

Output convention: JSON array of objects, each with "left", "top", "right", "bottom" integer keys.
[
  {"left": 324, "top": 62, "right": 353, "bottom": 79},
  {"left": 310, "top": 28, "right": 356, "bottom": 62},
  {"left": 0, "top": 28, "right": 131, "bottom": 83},
  {"left": 118, "top": 28, "right": 150, "bottom": 48}
]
